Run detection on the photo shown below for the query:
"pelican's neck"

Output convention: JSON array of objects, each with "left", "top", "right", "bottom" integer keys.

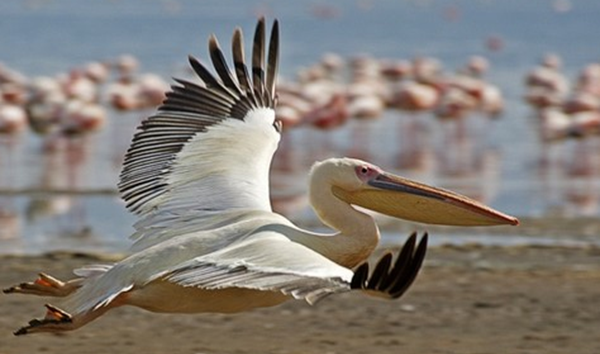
[
  {"left": 305, "top": 170, "right": 380, "bottom": 268},
  {"left": 310, "top": 182, "right": 377, "bottom": 235}
]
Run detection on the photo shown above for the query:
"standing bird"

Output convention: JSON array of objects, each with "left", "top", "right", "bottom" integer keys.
[{"left": 4, "top": 19, "right": 518, "bottom": 335}]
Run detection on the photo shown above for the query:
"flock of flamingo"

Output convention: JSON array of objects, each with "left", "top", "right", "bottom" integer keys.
[
  {"left": 0, "top": 50, "right": 509, "bottom": 199},
  {"left": 0, "top": 49, "right": 599, "bottom": 228},
  {"left": 1, "top": 52, "right": 501, "bottom": 145},
  {"left": 0, "top": 52, "right": 512, "bottom": 254},
  {"left": 524, "top": 53, "right": 600, "bottom": 142},
  {"left": 523, "top": 54, "right": 600, "bottom": 217},
  {"left": 0, "top": 55, "right": 172, "bottom": 241},
  {"left": 276, "top": 53, "right": 503, "bottom": 130},
  {"left": 2, "top": 49, "right": 598, "bottom": 153},
  {"left": 0, "top": 55, "right": 169, "bottom": 145},
  {"left": 0, "top": 51, "right": 503, "bottom": 166}
]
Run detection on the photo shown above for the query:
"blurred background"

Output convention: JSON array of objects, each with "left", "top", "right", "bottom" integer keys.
[{"left": 0, "top": 0, "right": 599, "bottom": 254}]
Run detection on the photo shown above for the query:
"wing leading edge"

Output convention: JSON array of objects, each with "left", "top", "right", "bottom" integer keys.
[{"left": 119, "top": 18, "right": 281, "bottom": 221}]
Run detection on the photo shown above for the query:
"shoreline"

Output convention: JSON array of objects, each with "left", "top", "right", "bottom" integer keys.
[{"left": 3, "top": 215, "right": 600, "bottom": 257}]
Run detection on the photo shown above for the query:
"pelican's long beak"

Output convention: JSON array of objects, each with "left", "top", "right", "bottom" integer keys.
[{"left": 332, "top": 172, "right": 519, "bottom": 226}]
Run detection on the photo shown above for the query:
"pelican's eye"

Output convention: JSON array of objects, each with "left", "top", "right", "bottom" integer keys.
[{"left": 355, "top": 164, "right": 377, "bottom": 182}]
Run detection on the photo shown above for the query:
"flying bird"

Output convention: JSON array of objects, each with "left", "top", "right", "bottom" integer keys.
[{"left": 4, "top": 18, "right": 518, "bottom": 335}]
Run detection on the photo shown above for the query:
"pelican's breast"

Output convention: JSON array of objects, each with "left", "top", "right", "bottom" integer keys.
[{"left": 126, "top": 279, "right": 290, "bottom": 314}]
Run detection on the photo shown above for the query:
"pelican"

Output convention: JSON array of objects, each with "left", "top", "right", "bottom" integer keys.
[{"left": 3, "top": 18, "right": 518, "bottom": 336}]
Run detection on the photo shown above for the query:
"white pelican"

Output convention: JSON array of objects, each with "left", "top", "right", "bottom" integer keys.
[{"left": 3, "top": 18, "right": 518, "bottom": 336}]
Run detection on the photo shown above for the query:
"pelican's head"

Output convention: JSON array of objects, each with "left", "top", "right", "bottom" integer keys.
[{"left": 310, "top": 158, "right": 518, "bottom": 226}]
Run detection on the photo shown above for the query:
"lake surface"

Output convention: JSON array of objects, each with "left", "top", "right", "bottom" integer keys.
[{"left": 0, "top": 0, "right": 599, "bottom": 254}]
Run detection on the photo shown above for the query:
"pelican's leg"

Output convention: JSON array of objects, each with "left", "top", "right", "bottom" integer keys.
[
  {"left": 13, "top": 304, "right": 74, "bottom": 335},
  {"left": 3, "top": 273, "right": 83, "bottom": 297},
  {"left": 12, "top": 285, "right": 131, "bottom": 336}
]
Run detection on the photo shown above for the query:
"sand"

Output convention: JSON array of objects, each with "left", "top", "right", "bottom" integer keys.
[{"left": 1, "top": 244, "right": 599, "bottom": 354}]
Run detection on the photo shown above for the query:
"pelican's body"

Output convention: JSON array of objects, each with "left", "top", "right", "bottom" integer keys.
[
  {"left": 4, "top": 19, "right": 518, "bottom": 336},
  {"left": 72, "top": 212, "right": 299, "bottom": 315}
]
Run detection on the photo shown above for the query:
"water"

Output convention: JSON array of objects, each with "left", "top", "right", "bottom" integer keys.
[{"left": 1, "top": 0, "right": 599, "bottom": 254}]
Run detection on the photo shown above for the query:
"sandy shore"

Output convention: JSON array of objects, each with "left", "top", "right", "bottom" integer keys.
[{"left": 1, "top": 244, "right": 599, "bottom": 354}]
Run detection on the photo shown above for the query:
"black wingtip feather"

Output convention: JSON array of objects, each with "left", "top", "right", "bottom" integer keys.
[
  {"left": 208, "top": 35, "right": 243, "bottom": 96},
  {"left": 388, "top": 233, "right": 427, "bottom": 298},
  {"left": 266, "top": 19, "right": 279, "bottom": 105},
  {"left": 350, "top": 263, "right": 369, "bottom": 290},
  {"left": 365, "top": 253, "right": 392, "bottom": 290},
  {"left": 379, "top": 231, "right": 417, "bottom": 291},
  {"left": 351, "top": 232, "right": 428, "bottom": 300},
  {"left": 231, "top": 28, "right": 254, "bottom": 102},
  {"left": 187, "top": 55, "right": 234, "bottom": 99},
  {"left": 252, "top": 17, "right": 266, "bottom": 105}
]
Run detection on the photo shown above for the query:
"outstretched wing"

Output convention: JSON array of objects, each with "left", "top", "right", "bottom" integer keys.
[
  {"left": 164, "top": 232, "right": 428, "bottom": 305},
  {"left": 118, "top": 19, "right": 281, "bottom": 225},
  {"left": 162, "top": 232, "right": 355, "bottom": 305},
  {"left": 351, "top": 232, "right": 428, "bottom": 299},
  {"left": 62, "top": 232, "right": 427, "bottom": 315}
]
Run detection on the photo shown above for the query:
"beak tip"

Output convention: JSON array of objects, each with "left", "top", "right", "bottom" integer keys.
[{"left": 496, "top": 213, "right": 519, "bottom": 226}]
